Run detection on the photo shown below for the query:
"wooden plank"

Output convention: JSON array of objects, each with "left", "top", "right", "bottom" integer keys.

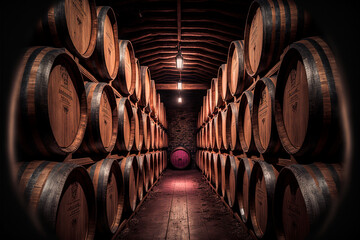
[{"left": 156, "top": 83, "right": 209, "bottom": 90}]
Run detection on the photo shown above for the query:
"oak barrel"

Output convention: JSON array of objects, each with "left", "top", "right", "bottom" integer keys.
[
  {"left": 210, "top": 153, "right": 216, "bottom": 186},
  {"left": 227, "top": 40, "right": 253, "bottom": 97},
  {"left": 16, "top": 161, "right": 96, "bottom": 240},
  {"left": 138, "top": 155, "right": 149, "bottom": 194},
  {"left": 209, "top": 119, "right": 215, "bottom": 150},
  {"left": 138, "top": 66, "right": 151, "bottom": 108},
  {"left": 249, "top": 160, "right": 279, "bottom": 238},
  {"left": 220, "top": 154, "right": 227, "bottom": 198},
  {"left": 214, "top": 111, "right": 225, "bottom": 150},
  {"left": 224, "top": 102, "right": 242, "bottom": 151},
  {"left": 142, "top": 112, "right": 151, "bottom": 150},
  {"left": 153, "top": 152, "right": 160, "bottom": 179},
  {"left": 130, "top": 58, "right": 142, "bottom": 103},
  {"left": 114, "top": 97, "right": 134, "bottom": 153},
  {"left": 87, "top": 159, "right": 124, "bottom": 237},
  {"left": 218, "top": 64, "right": 233, "bottom": 102},
  {"left": 112, "top": 40, "right": 136, "bottom": 96},
  {"left": 236, "top": 158, "right": 255, "bottom": 223},
  {"left": 17, "top": 47, "right": 87, "bottom": 158},
  {"left": 149, "top": 80, "right": 157, "bottom": 118},
  {"left": 274, "top": 163, "right": 342, "bottom": 240},
  {"left": 238, "top": 90, "right": 257, "bottom": 153},
  {"left": 163, "top": 150, "right": 168, "bottom": 170},
  {"left": 211, "top": 116, "right": 218, "bottom": 150},
  {"left": 130, "top": 106, "right": 142, "bottom": 151},
  {"left": 227, "top": 156, "right": 240, "bottom": 208},
  {"left": 170, "top": 147, "right": 191, "bottom": 170},
  {"left": 119, "top": 156, "right": 139, "bottom": 213},
  {"left": 83, "top": 6, "right": 119, "bottom": 81},
  {"left": 210, "top": 78, "right": 218, "bottom": 113},
  {"left": 37, "top": 0, "right": 97, "bottom": 59},
  {"left": 134, "top": 155, "right": 146, "bottom": 201},
  {"left": 244, "top": 0, "right": 311, "bottom": 76},
  {"left": 76, "top": 82, "right": 118, "bottom": 156},
  {"left": 253, "top": 76, "right": 285, "bottom": 158},
  {"left": 146, "top": 153, "right": 155, "bottom": 186},
  {"left": 274, "top": 37, "right": 341, "bottom": 160},
  {"left": 213, "top": 153, "right": 222, "bottom": 194}
]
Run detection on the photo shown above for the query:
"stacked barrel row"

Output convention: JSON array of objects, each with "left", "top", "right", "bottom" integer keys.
[
  {"left": 14, "top": 0, "right": 168, "bottom": 239},
  {"left": 196, "top": 0, "right": 344, "bottom": 239},
  {"left": 17, "top": 150, "right": 167, "bottom": 239}
]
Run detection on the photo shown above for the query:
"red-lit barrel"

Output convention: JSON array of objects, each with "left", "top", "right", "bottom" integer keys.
[{"left": 170, "top": 147, "right": 191, "bottom": 169}]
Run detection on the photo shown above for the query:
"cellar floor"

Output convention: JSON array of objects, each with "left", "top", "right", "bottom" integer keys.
[{"left": 117, "top": 169, "right": 252, "bottom": 240}]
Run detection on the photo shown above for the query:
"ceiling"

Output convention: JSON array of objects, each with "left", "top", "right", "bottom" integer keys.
[{"left": 98, "top": 0, "right": 252, "bottom": 86}]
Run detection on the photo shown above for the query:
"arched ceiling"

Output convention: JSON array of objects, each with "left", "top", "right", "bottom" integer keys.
[{"left": 98, "top": 0, "right": 252, "bottom": 88}]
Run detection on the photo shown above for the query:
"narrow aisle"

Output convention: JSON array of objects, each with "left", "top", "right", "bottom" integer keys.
[{"left": 118, "top": 169, "right": 252, "bottom": 240}]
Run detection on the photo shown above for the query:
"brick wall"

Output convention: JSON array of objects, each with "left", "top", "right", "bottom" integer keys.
[{"left": 159, "top": 90, "right": 206, "bottom": 169}]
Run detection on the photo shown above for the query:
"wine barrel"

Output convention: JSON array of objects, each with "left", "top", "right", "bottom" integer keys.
[
  {"left": 211, "top": 116, "right": 218, "bottom": 150},
  {"left": 77, "top": 82, "right": 118, "bottom": 155},
  {"left": 135, "top": 155, "right": 147, "bottom": 201},
  {"left": 149, "top": 80, "right": 157, "bottom": 118},
  {"left": 130, "top": 106, "right": 142, "bottom": 151},
  {"left": 16, "top": 161, "right": 96, "bottom": 240},
  {"left": 214, "top": 110, "right": 225, "bottom": 150},
  {"left": 274, "top": 37, "right": 341, "bottom": 160},
  {"left": 203, "top": 123, "right": 208, "bottom": 149},
  {"left": 17, "top": 47, "right": 87, "bottom": 158},
  {"left": 224, "top": 102, "right": 242, "bottom": 151},
  {"left": 202, "top": 96, "right": 208, "bottom": 123},
  {"left": 37, "top": 0, "right": 97, "bottom": 59},
  {"left": 213, "top": 153, "right": 222, "bottom": 194},
  {"left": 119, "top": 156, "right": 139, "bottom": 213},
  {"left": 210, "top": 78, "right": 218, "bottom": 114},
  {"left": 210, "top": 153, "right": 216, "bottom": 186},
  {"left": 159, "top": 102, "right": 165, "bottom": 126},
  {"left": 221, "top": 154, "right": 237, "bottom": 204},
  {"left": 236, "top": 158, "right": 255, "bottom": 223},
  {"left": 196, "top": 150, "right": 201, "bottom": 169},
  {"left": 146, "top": 153, "right": 155, "bottom": 186},
  {"left": 150, "top": 120, "right": 156, "bottom": 150},
  {"left": 84, "top": 6, "right": 119, "bottom": 80},
  {"left": 156, "top": 94, "right": 161, "bottom": 122},
  {"left": 154, "top": 124, "right": 159, "bottom": 150},
  {"left": 162, "top": 150, "right": 168, "bottom": 170},
  {"left": 218, "top": 64, "right": 233, "bottom": 102},
  {"left": 209, "top": 119, "right": 215, "bottom": 150},
  {"left": 114, "top": 97, "right": 134, "bottom": 153},
  {"left": 227, "top": 40, "right": 253, "bottom": 97},
  {"left": 274, "top": 163, "right": 342, "bottom": 240},
  {"left": 253, "top": 76, "right": 285, "bottom": 158},
  {"left": 170, "top": 147, "right": 191, "bottom": 170},
  {"left": 112, "top": 40, "right": 136, "bottom": 96},
  {"left": 87, "top": 159, "right": 124, "bottom": 237},
  {"left": 220, "top": 154, "right": 227, "bottom": 198},
  {"left": 153, "top": 152, "right": 159, "bottom": 179},
  {"left": 130, "top": 58, "right": 142, "bottom": 103},
  {"left": 244, "top": 0, "right": 311, "bottom": 76},
  {"left": 138, "top": 66, "right": 151, "bottom": 109},
  {"left": 142, "top": 112, "right": 151, "bottom": 150},
  {"left": 158, "top": 151, "right": 164, "bottom": 174},
  {"left": 226, "top": 155, "right": 240, "bottom": 208},
  {"left": 249, "top": 160, "right": 279, "bottom": 239},
  {"left": 238, "top": 91, "right": 257, "bottom": 153}
]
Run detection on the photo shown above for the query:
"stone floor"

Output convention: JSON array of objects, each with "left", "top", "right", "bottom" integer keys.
[{"left": 117, "top": 169, "right": 252, "bottom": 240}]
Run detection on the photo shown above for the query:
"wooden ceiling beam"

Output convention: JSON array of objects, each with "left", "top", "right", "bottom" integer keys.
[
  {"left": 155, "top": 83, "right": 209, "bottom": 90},
  {"left": 144, "top": 58, "right": 219, "bottom": 70}
]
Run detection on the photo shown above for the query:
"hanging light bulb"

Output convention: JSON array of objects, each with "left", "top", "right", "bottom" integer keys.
[
  {"left": 176, "top": 42, "right": 183, "bottom": 69},
  {"left": 177, "top": 82, "right": 182, "bottom": 90},
  {"left": 178, "top": 96, "right": 182, "bottom": 103}
]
